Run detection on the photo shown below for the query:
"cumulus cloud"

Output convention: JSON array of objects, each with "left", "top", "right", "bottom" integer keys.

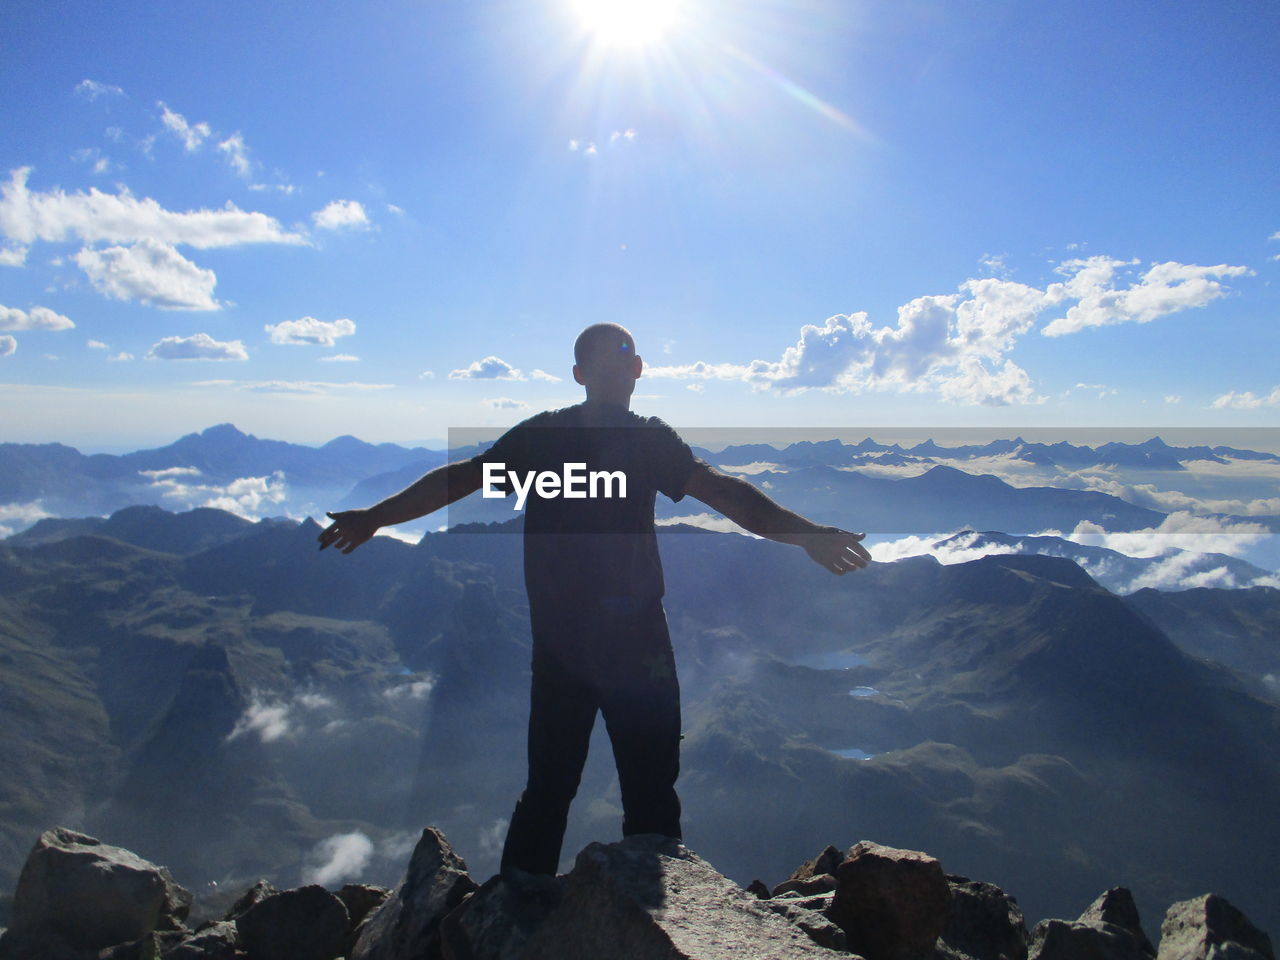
[
  {"left": 645, "top": 255, "right": 1248, "bottom": 405},
  {"left": 0, "top": 244, "right": 27, "bottom": 266},
  {"left": 265, "top": 316, "right": 356, "bottom": 346},
  {"left": 143, "top": 467, "right": 287, "bottom": 518},
  {"left": 1041, "top": 257, "right": 1251, "bottom": 336},
  {"left": 0, "top": 167, "right": 308, "bottom": 249},
  {"left": 1211, "top": 386, "right": 1280, "bottom": 410},
  {"left": 529, "top": 368, "right": 562, "bottom": 382},
  {"left": 0, "top": 304, "right": 74, "bottom": 331},
  {"left": 159, "top": 102, "right": 211, "bottom": 151},
  {"left": 0, "top": 335, "right": 15, "bottom": 357},
  {"left": 217, "top": 133, "right": 252, "bottom": 177},
  {"left": 109, "top": 351, "right": 134, "bottom": 362},
  {"left": 450, "top": 356, "right": 524, "bottom": 380},
  {"left": 484, "top": 397, "right": 528, "bottom": 410},
  {"left": 0, "top": 501, "right": 52, "bottom": 538},
  {"left": 75, "top": 239, "right": 219, "bottom": 310},
  {"left": 87, "top": 339, "right": 108, "bottom": 350},
  {"left": 75, "top": 79, "right": 124, "bottom": 100},
  {"left": 384, "top": 678, "right": 435, "bottom": 701},
  {"left": 304, "top": 833, "right": 375, "bottom": 886},
  {"left": 312, "top": 200, "right": 370, "bottom": 231},
  {"left": 147, "top": 332, "right": 247, "bottom": 360}
]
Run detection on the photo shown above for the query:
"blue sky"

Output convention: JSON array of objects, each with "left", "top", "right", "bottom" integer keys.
[{"left": 2, "top": 0, "right": 1278, "bottom": 450}]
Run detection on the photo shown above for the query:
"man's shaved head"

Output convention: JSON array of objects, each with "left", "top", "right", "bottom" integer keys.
[{"left": 574, "top": 322, "right": 636, "bottom": 373}]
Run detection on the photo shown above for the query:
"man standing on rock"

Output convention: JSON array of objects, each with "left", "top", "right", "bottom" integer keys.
[{"left": 319, "top": 323, "right": 872, "bottom": 875}]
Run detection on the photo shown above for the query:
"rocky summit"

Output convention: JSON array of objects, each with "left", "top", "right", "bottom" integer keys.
[{"left": 0, "top": 826, "right": 1274, "bottom": 960}]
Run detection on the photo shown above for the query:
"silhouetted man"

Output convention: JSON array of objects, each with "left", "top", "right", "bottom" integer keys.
[{"left": 319, "top": 323, "right": 871, "bottom": 875}]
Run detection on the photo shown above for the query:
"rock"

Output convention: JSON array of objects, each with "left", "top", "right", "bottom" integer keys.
[
  {"left": 762, "top": 897, "right": 849, "bottom": 952},
  {"left": 1029, "top": 918, "right": 1150, "bottom": 960},
  {"left": 7, "top": 828, "right": 192, "bottom": 952},
  {"left": 773, "top": 845, "right": 843, "bottom": 898},
  {"left": 520, "top": 833, "right": 839, "bottom": 959},
  {"left": 1157, "top": 895, "right": 1275, "bottom": 960},
  {"left": 223, "top": 879, "right": 278, "bottom": 921},
  {"left": 350, "top": 827, "right": 478, "bottom": 960},
  {"left": 339, "top": 884, "right": 392, "bottom": 930},
  {"left": 0, "top": 926, "right": 85, "bottom": 960},
  {"left": 235, "top": 885, "right": 349, "bottom": 960},
  {"left": 437, "top": 868, "right": 564, "bottom": 960},
  {"left": 167, "top": 920, "right": 240, "bottom": 960},
  {"left": 940, "top": 878, "right": 1027, "bottom": 960},
  {"left": 98, "top": 930, "right": 188, "bottom": 959},
  {"left": 747, "top": 879, "right": 771, "bottom": 900},
  {"left": 827, "top": 840, "right": 952, "bottom": 960},
  {"left": 1081, "top": 889, "right": 1155, "bottom": 957}
]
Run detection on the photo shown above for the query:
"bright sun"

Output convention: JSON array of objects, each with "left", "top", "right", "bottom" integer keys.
[{"left": 569, "top": 0, "right": 685, "bottom": 47}]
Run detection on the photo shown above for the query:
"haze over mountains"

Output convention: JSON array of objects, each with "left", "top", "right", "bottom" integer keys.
[{"left": 1, "top": 504, "right": 1278, "bottom": 938}]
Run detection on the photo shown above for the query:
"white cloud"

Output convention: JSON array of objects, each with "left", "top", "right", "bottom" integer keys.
[
  {"left": 158, "top": 102, "right": 211, "bottom": 151},
  {"left": 304, "top": 832, "right": 375, "bottom": 887},
  {"left": 1164, "top": 395, "right": 1182, "bottom": 404},
  {"left": 418, "top": 370, "right": 436, "bottom": 380},
  {"left": 0, "top": 167, "right": 308, "bottom": 249},
  {"left": 312, "top": 199, "right": 370, "bottom": 231},
  {"left": 75, "top": 79, "right": 124, "bottom": 100},
  {"left": 484, "top": 397, "right": 528, "bottom": 410},
  {"left": 87, "top": 339, "right": 108, "bottom": 350},
  {"left": 0, "top": 501, "right": 52, "bottom": 538},
  {"left": 870, "top": 530, "right": 1019, "bottom": 565},
  {"left": 146, "top": 469, "right": 287, "bottom": 518},
  {"left": 192, "top": 378, "right": 392, "bottom": 394},
  {"left": 227, "top": 697, "right": 292, "bottom": 743},
  {"left": 319, "top": 354, "right": 359, "bottom": 362},
  {"left": 147, "top": 332, "right": 247, "bottom": 361},
  {"left": 529, "top": 368, "right": 562, "bottom": 382},
  {"left": 384, "top": 678, "right": 435, "bottom": 700},
  {"left": 1071, "top": 474, "right": 1280, "bottom": 517},
  {"left": 75, "top": 239, "right": 219, "bottom": 310},
  {"left": 1060, "top": 512, "right": 1270, "bottom": 560},
  {"left": 450, "top": 355, "right": 524, "bottom": 380},
  {"left": 217, "top": 133, "right": 253, "bottom": 177},
  {"left": 139, "top": 466, "right": 201, "bottom": 480},
  {"left": 477, "top": 819, "right": 509, "bottom": 859},
  {"left": 657, "top": 513, "right": 762, "bottom": 536},
  {"left": 1042, "top": 257, "right": 1251, "bottom": 337},
  {"left": 0, "top": 244, "right": 27, "bottom": 266},
  {"left": 0, "top": 304, "right": 74, "bottom": 331},
  {"left": 265, "top": 316, "right": 356, "bottom": 346},
  {"left": 1211, "top": 386, "right": 1280, "bottom": 410},
  {"left": 109, "top": 351, "right": 134, "bottom": 362},
  {"left": 0, "top": 335, "right": 15, "bottom": 356}
]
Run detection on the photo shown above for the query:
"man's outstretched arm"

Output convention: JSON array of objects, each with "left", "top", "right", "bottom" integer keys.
[
  {"left": 682, "top": 461, "right": 872, "bottom": 575},
  {"left": 318, "top": 459, "right": 483, "bottom": 554}
]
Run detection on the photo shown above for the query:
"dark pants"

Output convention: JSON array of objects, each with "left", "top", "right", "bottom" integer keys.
[{"left": 500, "top": 598, "right": 682, "bottom": 876}]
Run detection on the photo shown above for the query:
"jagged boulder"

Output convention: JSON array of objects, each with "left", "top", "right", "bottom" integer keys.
[
  {"left": 1157, "top": 895, "right": 1274, "bottom": 960},
  {"left": 1082, "top": 889, "right": 1156, "bottom": 957},
  {"left": 6, "top": 828, "right": 192, "bottom": 952},
  {"left": 437, "top": 868, "right": 565, "bottom": 959},
  {"left": 1028, "top": 887, "right": 1156, "bottom": 960},
  {"left": 235, "top": 884, "right": 349, "bottom": 960},
  {"left": 773, "top": 845, "right": 843, "bottom": 898},
  {"left": 827, "top": 840, "right": 951, "bottom": 960},
  {"left": 518, "top": 834, "right": 842, "bottom": 959},
  {"left": 938, "top": 877, "right": 1028, "bottom": 960},
  {"left": 351, "top": 827, "right": 478, "bottom": 960},
  {"left": 223, "top": 879, "right": 278, "bottom": 920},
  {"left": 167, "top": 920, "right": 240, "bottom": 960}
]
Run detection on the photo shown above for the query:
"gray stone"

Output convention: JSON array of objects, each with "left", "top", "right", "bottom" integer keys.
[
  {"left": 773, "top": 845, "right": 843, "bottom": 898},
  {"left": 1158, "top": 895, "right": 1274, "bottom": 960},
  {"left": 1080, "top": 889, "right": 1155, "bottom": 956},
  {"left": 351, "top": 827, "right": 478, "bottom": 960},
  {"left": 8, "top": 828, "right": 192, "bottom": 952},
  {"left": 941, "top": 879, "right": 1028, "bottom": 960},
  {"left": 222, "top": 879, "right": 278, "bottom": 921},
  {"left": 437, "top": 869, "right": 564, "bottom": 960},
  {"left": 521, "top": 834, "right": 840, "bottom": 959},
  {"left": 827, "top": 840, "right": 952, "bottom": 960},
  {"left": 762, "top": 898, "right": 849, "bottom": 952},
  {"left": 167, "top": 920, "right": 240, "bottom": 960},
  {"left": 339, "top": 884, "right": 392, "bottom": 930},
  {"left": 98, "top": 930, "right": 188, "bottom": 959},
  {"left": 235, "top": 885, "right": 349, "bottom": 960},
  {"left": 1030, "top": 919, "right": 1151, "bottom": 960}
]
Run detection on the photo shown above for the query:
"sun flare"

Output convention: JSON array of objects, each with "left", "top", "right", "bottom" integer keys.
[{"left": 569, "top": 0, "right": 685, "bottom": 47}]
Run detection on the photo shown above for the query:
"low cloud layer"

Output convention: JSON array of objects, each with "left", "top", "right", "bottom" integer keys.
[{"left": 143, "top": 467, "right": 287, "bottom": 518}]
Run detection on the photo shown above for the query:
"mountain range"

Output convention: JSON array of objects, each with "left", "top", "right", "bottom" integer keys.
[{"left": 1, "top": 504, "right": 1277, "bottom": 937}]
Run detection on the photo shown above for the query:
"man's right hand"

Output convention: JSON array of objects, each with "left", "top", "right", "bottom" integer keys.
[
  {"left": 318, "top": 509, "right": 379, "bottom": 554},
  {"left": 796, "top": 526, "right": 872, "bottom": 575}
]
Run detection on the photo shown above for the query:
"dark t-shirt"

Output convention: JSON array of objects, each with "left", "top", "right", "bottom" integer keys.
[{"left": 469, "top": 402, "right": 698, "bottom": 615}]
